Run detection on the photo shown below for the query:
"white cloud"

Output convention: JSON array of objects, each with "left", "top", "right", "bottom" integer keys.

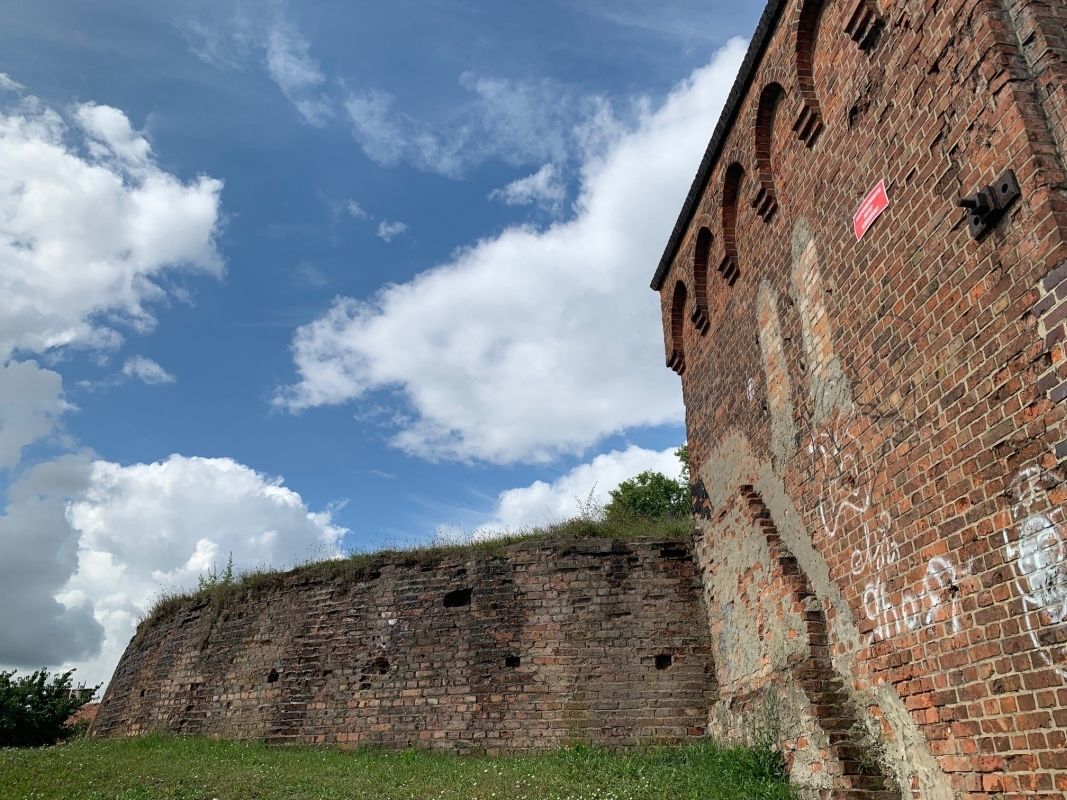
[
  {"left": 0, "top": 92, "right": 223, "bottom": 361},
  {"left": 489, "top": 163, "right": 566, "bottom": 212},
  {"left": 346, "top": 200, "right": 370, "bottom": 220},
  {"left": 264, "top": 21, "right": 332, "bottom": 126},
  {"left": 0, "top": 360, "right": 69, "bottom": 470},
  {"left": 293, "top": 261, "right": 328, "bottom": 288},
  {"left": 376, "top": 220, "right": 408, "bottom": 242},
  {"left": 0, "top": 454, "right": 346, "bottom": 688},
  {"left": 480, "top": 445, "right": 684, "bottom": 533},
  {"left": 0, "top": 455, "right": 102, "bottom": 668},
  {"left": 344, "top": 90, "right": 408, "bottom": 167},
  {"left": 0, "top": 82, "right": 319, "bottom": 695},
  {"left": 181, "top": 3, "right": 331, "bottom": 126},
  {"left": 75, "top": 103, "right": 152, "bottom": 167},
  {"left": 344, "top": 73, "right": 626, "bottom": 179},
  {"left": 276, "top": 41, "right": 746, "bottom": 464},
  {"left": 122, "top": 356, "right": 176, "bottom": 385},
  {"left": 0, "top": 73, "right": 24, "bottom": 93}
]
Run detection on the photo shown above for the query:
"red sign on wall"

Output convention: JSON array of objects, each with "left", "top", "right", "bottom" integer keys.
[{"left": 852, "top": 179, "right": 889, "bottom": 241}]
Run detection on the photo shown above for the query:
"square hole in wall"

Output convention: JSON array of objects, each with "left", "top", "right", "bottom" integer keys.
[{"left": 444, "top": 587, "right": 472, "bottom": 607}]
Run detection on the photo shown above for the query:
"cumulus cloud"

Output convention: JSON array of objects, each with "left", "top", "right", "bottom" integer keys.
[
  {"left": 75, "top": 103, "right": 153, "bottom": 166},
  {"left": 344, "top": 73, "right": 626, "bottom": 179},
  {"left": 0, "top": 454, "right": 346, "bottom": 688},
  {"left": 480, "top": 445, "right": 684, "bottom": 533},
  {"left": 0, "top": 455, "right": 102, "bottom": 668},
  {"left": 0, "top": 360, "right": 68, "bottom": 470},
  {"left": 0, "top": 92, "right": 223, "bottom": 361},
  {"left": 122, "top": 356, "right": 176, "bottom": 385},
  {"left": 276, "top": 41, "right": 746, "bottom": 463},
  {"left": 489, "top": 163, "right": 566, "bottom": 212},
  {"left": 376, "top": 220, "right": 408, "bottom": 242},
  {"left": 0, "top": 81, "right": 332, "bottom": 695}
]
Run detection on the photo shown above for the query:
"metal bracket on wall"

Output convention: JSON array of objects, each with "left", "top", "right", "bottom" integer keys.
[{"left": 958, "top": 168, "right": 1021, "bottom": 239}]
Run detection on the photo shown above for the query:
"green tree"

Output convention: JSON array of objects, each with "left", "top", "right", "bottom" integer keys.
[
  {"left": 676, "top": 444, "right": 690, "bottom": 485},
  {"left": 0, "top": 669, "right": 99, "bottom": 747},
  {"left": 604, "top": 445, "right": 692, "bottom": 520}
]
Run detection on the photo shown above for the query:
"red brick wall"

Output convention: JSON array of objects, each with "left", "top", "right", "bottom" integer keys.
[
  {"left": 657, "top": 0, "right": 1067, "bottom": 796},
  {"left": 92, "top": 538, "right": 715, "bottom": 753}
]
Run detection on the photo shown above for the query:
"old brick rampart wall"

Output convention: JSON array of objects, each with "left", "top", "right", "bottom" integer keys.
[
  {"left": 654, "top": 0, "right": 1067, "bottom": 796},
  {"left": 92, "top": 537, "right": 715, "bottom": 753}
]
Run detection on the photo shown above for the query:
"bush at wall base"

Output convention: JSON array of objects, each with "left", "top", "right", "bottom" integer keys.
[{"left": 0, "top": 669, "right": 99, "bottom": 747}]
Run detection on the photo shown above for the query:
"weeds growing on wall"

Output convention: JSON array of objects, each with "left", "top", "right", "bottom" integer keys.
[{"left": 138, "top": 510, "right": 693, "bottom": 631}]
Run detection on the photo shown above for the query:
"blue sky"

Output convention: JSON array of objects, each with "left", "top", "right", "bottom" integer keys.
[{"left": 0, "top": 0, "right": 755, "bottom": 685}]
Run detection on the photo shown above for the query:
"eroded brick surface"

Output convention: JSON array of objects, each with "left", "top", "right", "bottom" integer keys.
[{"left": 92, "top": 538, "right": 715, "bottom": 753}]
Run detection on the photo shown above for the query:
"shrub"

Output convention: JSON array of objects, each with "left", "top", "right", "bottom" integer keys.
[
  {"left": 604, "top": 445, "right": 692, "bottom": 521},
  {"left": 0, "top": 669, "right": 100, "bottom": 747},
  {"left": 197, "top": 552, "right": 235, "bottom": 591}
]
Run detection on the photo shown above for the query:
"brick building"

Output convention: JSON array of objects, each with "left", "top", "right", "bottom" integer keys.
[{"left": 652, "top": 0, "right": 1067, "bottom": 795}]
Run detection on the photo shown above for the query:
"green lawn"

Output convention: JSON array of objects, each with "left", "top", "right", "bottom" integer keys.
[{"left": 0, "top": 735, "right": 794, "bottom": 800}]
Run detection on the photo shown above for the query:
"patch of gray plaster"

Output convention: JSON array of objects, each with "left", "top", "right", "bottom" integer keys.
[
  {"left": 756, "top": 281, "right": 798, "bottom": 471},
  {"left": 720, "top": 601, "right": 737, "bottom": 677},
  {"left": 695, "top": 430, "right": 954, "bottom": 800},
  {"left": 790, "top": 217, "right": 816, "bottom": 264},
  {"left": 789, "top": 219, "right": 853, "bottom": 425},
  {"left": 698, "top": 500, "right": 806, "bottom": 688},
  {"left": 708, "top": 681, "right": 832, "bottom": 800}
]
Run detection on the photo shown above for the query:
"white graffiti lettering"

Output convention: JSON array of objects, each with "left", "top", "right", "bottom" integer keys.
[
  {"left": 809, "top": 418, "right": 967, "bottom": 644},
  {"left": 808, "top": 425, "right": 872, "bottom": 540},
  {"left": 1006, "top": 467, "right": 1067, "bottom": 681},
  {"left": 863, "top": 555, "right": 966, "bottom": 644}
]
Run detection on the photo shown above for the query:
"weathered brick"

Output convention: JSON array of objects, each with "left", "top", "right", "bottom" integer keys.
[{"left": 91, "top": 538, "right": 716, "bottom": 752}]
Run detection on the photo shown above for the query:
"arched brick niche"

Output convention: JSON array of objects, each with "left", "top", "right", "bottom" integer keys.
[
  {"left": 844, "top": 0, "right": 885, "bottom": 50},
  {"left": 753, "top": 82, "right": 785, "bottom": 222},
  {"left": 691, "top": 227, "right": 713, "bottom": 334},
  {"left": 793, "top": 0, "right": 826, "bottom": 147},
  {"left": 667, "top": 280, "right": 688, "bottom": 375},
  {"left": 719, "top": 163, "right": 744, "bottom": 285}
]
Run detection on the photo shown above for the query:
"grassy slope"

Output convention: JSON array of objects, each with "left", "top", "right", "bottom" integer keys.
[{"left": 0, "top": 735, "right": 794, "bottom": 800}]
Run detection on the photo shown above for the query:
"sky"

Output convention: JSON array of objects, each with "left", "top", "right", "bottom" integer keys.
[{"left": 0, "top": 0, "right": 757, "bottom": 689}]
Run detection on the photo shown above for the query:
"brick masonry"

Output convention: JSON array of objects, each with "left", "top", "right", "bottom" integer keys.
[
  {"left": 91, "top": 538, "right": 715, "bottom": 753},
  {"left": 654, "top": 0, "right": 1067, "bottom": 795}
]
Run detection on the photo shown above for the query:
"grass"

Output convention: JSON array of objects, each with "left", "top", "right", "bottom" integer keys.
[
  {"left": 140, "top": 512, "right": 693, "bottom": 630},
  {"left": 0, "top": 734, "right": 795, "bottom": 800}
]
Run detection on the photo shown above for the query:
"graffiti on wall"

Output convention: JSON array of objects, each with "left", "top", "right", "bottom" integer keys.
[
  {"left": 1006, "top": 466, "right": 1067, "bottom": 681},
  {"left": 786, "top": 223, "right": 967, "bottom": 646},
  {"left": 808, "top": 419, "right": 967, "bottom": 644},
  {"left": 808, "top": 424, "right": 873, "bottom": 540},
  {"left": 861, "top": 553, "right": 967, "bottom": 643}
]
